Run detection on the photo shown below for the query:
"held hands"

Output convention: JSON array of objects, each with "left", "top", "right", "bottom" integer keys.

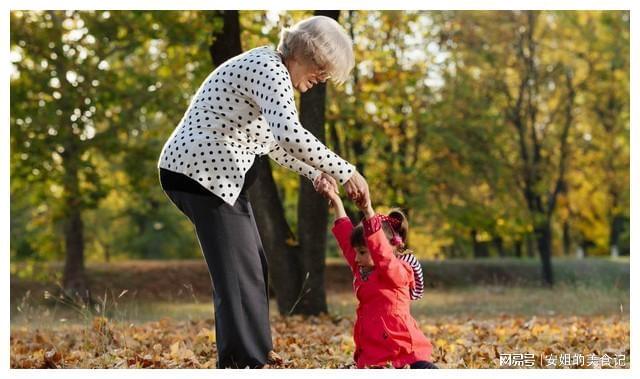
[
  {"left": 314, "top": 175, "right": 341, "bottom": 206},
  {"left": 313, "top": 173, "right": 338, "bottom": 197},
  {"left": 355, "top": 187, "right": 375, "bottom": 219},
  {"left": 315, "top": 172, "right": 374, "bottom": 219},
  {"left": 315, "top": 175, "right": 348, "bottom": 219},
  {"left": 344, "top": 171, "right": 371, "bottom": 214}
]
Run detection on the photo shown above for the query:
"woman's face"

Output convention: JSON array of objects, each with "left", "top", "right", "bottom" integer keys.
[{"left": 286, "top": 56, "right": 330, "bottom": 93}]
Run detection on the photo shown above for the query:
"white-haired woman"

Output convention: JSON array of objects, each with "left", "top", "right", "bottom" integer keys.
[{"left": 158, "top": 16, "right": 369, "bottom": 368}]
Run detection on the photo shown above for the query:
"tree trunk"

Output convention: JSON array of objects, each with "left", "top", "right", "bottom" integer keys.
[
  {"left": 535, "top": 221, "right": 553, "bottom": 286},
  {"left": 47, "top": 12, "right": 89, "bottom": 302},
  {"left": 514, "top": 239, "right": 523, "bottom": 258},
  {"left": 292, "top": 10, "right": 341, "bottom": 315},
  {"left": 248, "top": 157, "right": 304, "bottom": 314},
  {"left": 61, "top": 144, "right": 89, "bottom": 301},
  {"left": 297, "top": 90, "right": 331, "bottom": 314},
  {"left": 609, "top": 214, "right": 623, "bottom": 258},
  {"left": 209, "top": 11, "right": 241, "bottom": 65},
  {"left": 525, "top": 233, "right": 535, "bottom": 258},
  {"left": 471, "top": 229, "right": 489, "bottom": 258},
  {"left": 493, "top": 236, "right": 505, "bottom": 257},
  {"left": 562, "top": 220, "right": 571, "bottom": 256}
]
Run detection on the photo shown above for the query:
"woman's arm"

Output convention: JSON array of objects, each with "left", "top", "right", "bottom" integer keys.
[
  {"left": 268, "top": 144, "right": 321, "bottom": 183},
  {"left": 248, "top": 57, "right": 356, "bottom": 186}
]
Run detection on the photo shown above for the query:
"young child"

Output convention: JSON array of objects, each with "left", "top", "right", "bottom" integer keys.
[{"left": 317, "top": 179, "right": 437, "bottom": 369}]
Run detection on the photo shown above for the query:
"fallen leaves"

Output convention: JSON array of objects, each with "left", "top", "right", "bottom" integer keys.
[{"left": 10, "top": 313, "right": 629, "bottom": 368}]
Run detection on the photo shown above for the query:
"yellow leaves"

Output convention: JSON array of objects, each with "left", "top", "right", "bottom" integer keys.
[
  {"left": 427, "top": 315, "right": 629, "bottom": 368},
  {"left": 169, "top": 341, "right": 196, "bottom": 362},
  {"left": 435, "top": 338, "right": 448, "bottom": 348},
  {"left": 9, "top": 313, "right": 629, "bottom": 368},
  {"left": 195, "top": 327, "right": 215, "bottom": 344}
]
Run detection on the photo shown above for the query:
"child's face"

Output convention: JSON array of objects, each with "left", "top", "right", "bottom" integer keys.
[{"left": 354, "top": 246, "right": 374, "bottom": 269}]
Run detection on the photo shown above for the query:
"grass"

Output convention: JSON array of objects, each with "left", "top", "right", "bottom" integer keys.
[
  {"left": 10, "top": 257, "right": 630, "bottom": 329},
  {"left": 11, "top": 282, "right": 629, "bottom": 329}
]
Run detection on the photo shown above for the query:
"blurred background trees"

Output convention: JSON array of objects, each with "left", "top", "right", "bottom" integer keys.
[{"left": 10, "top": 10, "right": 629, "bottom": 297}]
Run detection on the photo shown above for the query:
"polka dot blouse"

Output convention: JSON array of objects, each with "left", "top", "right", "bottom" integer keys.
[{"left": 158, "top": 46, "right": 356, "bottom": 206}]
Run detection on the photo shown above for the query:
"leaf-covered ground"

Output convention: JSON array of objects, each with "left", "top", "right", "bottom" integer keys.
[
  {"left": 10, "top": 260, "right": 630, "bottom": 369},
  {"left": 11, "top": 312, "right": 629, "bottom": 369}
]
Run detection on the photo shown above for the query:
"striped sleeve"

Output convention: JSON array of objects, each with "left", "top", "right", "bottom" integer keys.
[{"left": 399, "top": 253, "right": 424, "bottom": 300}]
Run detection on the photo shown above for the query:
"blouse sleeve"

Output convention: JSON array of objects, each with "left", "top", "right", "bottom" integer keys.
[
  {"left": 248, "top": 56, "right": 356, "bottom": 185},
  {"left": 268, "top": 144, "right": 321, "bottom": 183}
]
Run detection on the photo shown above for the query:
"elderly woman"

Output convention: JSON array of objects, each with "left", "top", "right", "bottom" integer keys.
[{"left": 158, "top": 16, "right": 369, "bottom": 368}]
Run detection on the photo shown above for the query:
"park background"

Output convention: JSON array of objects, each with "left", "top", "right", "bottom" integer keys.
[{"left": 9, "top": 10, "right": 630, "bottom": 368}]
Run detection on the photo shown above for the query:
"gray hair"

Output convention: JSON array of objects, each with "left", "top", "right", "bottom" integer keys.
[{"left": 277, "top": 15, "right": 355, "bottom": 84}]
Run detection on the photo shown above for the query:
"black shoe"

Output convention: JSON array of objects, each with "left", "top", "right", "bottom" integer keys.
[{"left": 410, "top": 360, "right": 439, "bottom": 369}]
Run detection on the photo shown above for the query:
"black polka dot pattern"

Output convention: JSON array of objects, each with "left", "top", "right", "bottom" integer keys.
[{"left": 158, "top": 46, "right": 355, "bottom": 205}]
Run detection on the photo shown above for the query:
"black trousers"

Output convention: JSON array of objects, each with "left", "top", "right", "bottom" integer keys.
[{"left": 161, "top": 163, "right": 272, "bottom": 368}]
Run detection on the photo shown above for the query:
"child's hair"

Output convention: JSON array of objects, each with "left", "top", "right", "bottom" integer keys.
[{"left": 350, "top": 208, "right": 410, "bottom": 255}]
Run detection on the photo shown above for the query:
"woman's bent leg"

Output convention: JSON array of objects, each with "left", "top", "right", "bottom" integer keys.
[{"left": 164, "top": 190, "right": 272, "bottom": 368}]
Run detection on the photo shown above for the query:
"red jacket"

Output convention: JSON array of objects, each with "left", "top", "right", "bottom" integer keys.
[{"left": 332, "top": 215, "right": 433, "bottom": 368}]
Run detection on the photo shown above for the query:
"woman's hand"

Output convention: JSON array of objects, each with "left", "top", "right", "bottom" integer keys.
[
  {"left": 314, "top": 173, "right": 338, "bottom": 196},
  {"left": 344, "top": 171, "right": 370, "bottom": 210},
  {"left": 316, "top": 177, "right": 347, "bottom": 218},
  {"left": 316, "top": 177, "right": 340, "bottom": 204}
]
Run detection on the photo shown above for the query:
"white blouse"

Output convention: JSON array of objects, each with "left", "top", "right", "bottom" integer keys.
[{"left": 158, "top": 46, "right": 355, "bottom": 206}]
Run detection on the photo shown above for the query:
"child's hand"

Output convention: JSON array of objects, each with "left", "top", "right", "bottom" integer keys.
[
  {"left": 317, "top": 177, "right": 341, "bottom": 205},
  {"left": 314, "top": 173, "right": 338, "bottom": 195},
  {"left": 316, "top": 177, "right": 347, "bottom": 218}
]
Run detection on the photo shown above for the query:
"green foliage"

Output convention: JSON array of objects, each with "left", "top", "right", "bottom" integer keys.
[{"left": 10, "top": 11, "right": 629, "bottom": 263}]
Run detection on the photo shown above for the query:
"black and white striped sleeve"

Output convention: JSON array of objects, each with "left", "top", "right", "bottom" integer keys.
[{"left": 399, "top": 253, "right": 424, "bottom": 300}]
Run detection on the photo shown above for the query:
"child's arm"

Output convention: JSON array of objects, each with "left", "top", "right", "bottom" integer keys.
[
  {"left": 363, "top": 214, "right": 414, "bottom": 288},
  {"left": 323, "top": 182, "right": 358, "bottom": 273}
]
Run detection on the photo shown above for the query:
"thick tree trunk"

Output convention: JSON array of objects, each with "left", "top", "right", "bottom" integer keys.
[
  {"left": 297, "top": 84, "right": 330, "bottom": 314},
  {"left": 292, "top": 10, "right": 341, "bottom": 315},
  {"left": 248, "top": 157, "right": 304, "bottom": 315},
  {"left": 62, "top": 205, "right": 88, "bottom": 299},
  {"left": 61, "top": 144, "right": 89, "bottom": 301},
  {"left": 209, "top": 11, "right": 241, "bottom": 65}
]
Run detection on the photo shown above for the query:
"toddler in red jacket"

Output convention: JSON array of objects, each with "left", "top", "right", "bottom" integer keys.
[{"left": 317, "top": 178, "right": 437, "bottom": 369}]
